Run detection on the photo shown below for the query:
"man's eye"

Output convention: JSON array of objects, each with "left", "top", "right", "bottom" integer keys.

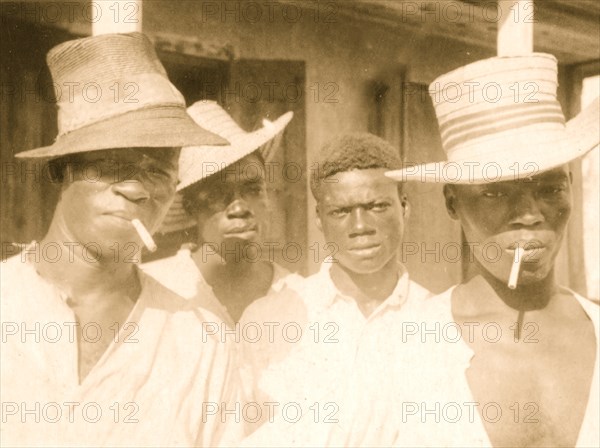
[
  {"left": 329, "top": 209, "right": 347, "bottom": 218},
  {"left": 246, "top": 184, "right": 264, "bottom": 194},
  {"left": 146, "top": 166, "right": 170, "bottom": 178},
  {"left": 540, "top": 186, "right": 565, "bottom": 195},
  {"left": 370, "top": 202, "right": 389, "bottom": 212},
  {"left": 482, "top": 191, "right": 506, "bottom": 198}
]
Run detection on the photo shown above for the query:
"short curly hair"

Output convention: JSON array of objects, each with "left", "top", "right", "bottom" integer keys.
[{"left": 310, "top": 133, "right": 403, "bottom": 199}]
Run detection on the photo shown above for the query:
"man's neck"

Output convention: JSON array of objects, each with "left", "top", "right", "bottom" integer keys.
[
  {"left": 478, "top": 262, "right": 557, "bottom": 312},
  {"left": 329, "top": 257, "right": 400, "bottom": 317},
  {"left": 194, "top": 243, "right": 269, "bottom": 281},
  {"left": 35, "top": 224, "right": 141, "bottom": 308}
]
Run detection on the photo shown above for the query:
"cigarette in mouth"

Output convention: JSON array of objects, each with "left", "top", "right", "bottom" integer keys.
[
  {"left": 131, "top": 218, "right": 157, "bottom": 253},
  {"left": 508, "top": 245, "right": 525, "bottom": 289}
]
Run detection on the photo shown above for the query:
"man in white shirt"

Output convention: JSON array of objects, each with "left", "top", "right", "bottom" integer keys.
[
  {"left": 1, "top": 32, "right": 238, "bottom": 447},
  {"left": 350, "top": 53, "right": 600, "bottom": 448},
  {"left": 142, "top": 101, "right": 298, "bottom": 327},
  {"left": 237, "top": 132, "right": 431, "bottom": 444}
]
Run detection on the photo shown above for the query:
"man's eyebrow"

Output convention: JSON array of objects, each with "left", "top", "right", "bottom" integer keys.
[
  {"left": 243, "top": 178, "right": 264, "bottom": 184},
  {"left": 146, "top": 155, "right": 176, "bottom": 171},
  {"left": 163, "top": 160, "right": 177, "bottom": 170},
  {"left": 541, "top": 172, "right": 569, "bottom": 181},
  {"left": 325, "top": 198, "right": 392, "bottom": 208},
  {"left": 530, "top": 171, "right": 569, "bottom": 183}
]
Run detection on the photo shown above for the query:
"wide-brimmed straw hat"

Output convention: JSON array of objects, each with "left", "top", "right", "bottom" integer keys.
[
  {"left": 16, "top": 32, "right": 228, "bottom": 159},
  {"left": 386, "top": 53, "right": 599, "bottom": 184},
  {"left": 157, "top": 101, "right": 294, "bottom": 234},
  {"left": 177, "top": 100, "right": 293, "bottom": 191}
]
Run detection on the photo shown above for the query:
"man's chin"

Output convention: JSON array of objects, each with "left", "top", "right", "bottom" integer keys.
[
  {"left": 339, "top": 255, "right": 390, "bottom": 276},
  {"left": 484, "top": 263, "right": 553, "bottom": 287},
  {"left": 76, "top": 236, "right": 143, "bottom": 262},
  {"left": 515, "top": 265, "right": 554, "bottom": 285}
]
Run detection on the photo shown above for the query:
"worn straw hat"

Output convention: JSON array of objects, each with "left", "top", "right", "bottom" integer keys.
[
  {"left": 16, "top": 32, "right": 228, "bottom": 159},
  {"left": 177, "top": 100, "right": 294, "bottom": 191},
  {"left": 386, "top": 53, "right": 599, "bottom": 184},
  {"left": 157, "top": 100, "right": 294, "bottom": 234}
]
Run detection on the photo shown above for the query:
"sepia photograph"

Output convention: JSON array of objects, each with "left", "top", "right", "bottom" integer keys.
[{"left": 1, "top": 0, "right": 599, "bottom": 446}]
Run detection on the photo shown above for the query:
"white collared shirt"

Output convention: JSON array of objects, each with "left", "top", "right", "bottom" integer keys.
[
  {"left": 237, "top": 259, "right": 431, "bottom": 445},
  {"left": 1, "top": 248, "right": 239, "bottom": 447},
  {"left": 142, "top": 247, "right": 298, "bottom": 328}
]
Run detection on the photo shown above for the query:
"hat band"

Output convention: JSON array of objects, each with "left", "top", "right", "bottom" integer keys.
[
  {"left": 445, "top": 123, "right": 568, "bottom": 164},
  {"left": 57, "top": 73, "right": 185, "bottom": 135},
  {"left": 442, "top": 100, "right": 565, "bottom": 152}
]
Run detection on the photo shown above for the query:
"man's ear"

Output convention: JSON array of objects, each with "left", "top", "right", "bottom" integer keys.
[
  {"left": 315, "top": 205, "right": 323, "bottom": 232},
  {"left": 400, "top": 193, "right": 410, "bottom": 220},
  {"left": 443, "top": 184, "right": 459, "bottom": 220}
]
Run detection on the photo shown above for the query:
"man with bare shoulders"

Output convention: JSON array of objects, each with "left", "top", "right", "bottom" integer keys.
[{"left": 381, "top": 53, "right": 599, "bottom": 447}]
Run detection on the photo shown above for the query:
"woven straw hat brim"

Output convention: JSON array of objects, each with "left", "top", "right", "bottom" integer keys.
[
  {"left": 15, "top": 105, "right": 229, "bottom": 160},
  {"left": 176, "top": 111, "right": 294, "bottom": 191},
  {"left": 156, "top": 193, "right": 197, "bottom": 234},
  {"left": 157, "top": 110, "right": 294, "bottom": 234},
  {"left": 386, "top": 97, "right": 599, "bottom": 184}
]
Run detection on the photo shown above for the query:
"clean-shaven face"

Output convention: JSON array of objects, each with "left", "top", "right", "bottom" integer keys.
[
  {"left": 445, "top": 166, "right": 572, "bottom": 285},
  {"left": 316, "top": 168, "right": 406, "bottom": 274}
]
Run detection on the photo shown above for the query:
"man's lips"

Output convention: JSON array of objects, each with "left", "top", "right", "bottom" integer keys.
[
  {"left": 505, "top": 241, "right": 548, "bottom": 263},
  {"left": 223, "top": 223, "right": 258, "bottom": 236},
  {"left": 102, "top": 211, "right": 145, "bottom": 229},
  {"left": 506, "top": 240, "right": 546, "bottom": 251},
  {"left": 103, "top": 211, "right": 136, "bottom": 221},
  {"left": 348, "top": 243, "right": 382, "bottom": 257}
]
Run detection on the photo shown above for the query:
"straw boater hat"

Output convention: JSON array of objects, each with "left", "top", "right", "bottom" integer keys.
[
  {"left": 386, "top": 53, "right": 599, "bottom": 184},
  {"left": 158, "top": 101, "right": 294, "bottom": 233},
  {"left": 15, "top": 32, "right": 227, "bottom": 159}
]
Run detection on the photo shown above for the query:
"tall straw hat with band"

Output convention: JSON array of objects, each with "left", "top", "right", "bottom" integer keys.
[
  {"left": 158, "top": 100, "right": 294, "bottom": 234},
  {"left": 15, "top": 32, "right": 228, "bottom": 159},
  {"left": 386, "top": 53, "right": 599, "bottom": 184}
]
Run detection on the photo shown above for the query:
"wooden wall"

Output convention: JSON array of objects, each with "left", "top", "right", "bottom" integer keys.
[{"left": 0, "top": 19, "right": 73, "bottom": 258}]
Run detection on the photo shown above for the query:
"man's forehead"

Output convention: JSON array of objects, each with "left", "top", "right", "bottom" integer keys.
[
  {"left": 77, "top": 147, "right": 179, "bottom": 164},
  {"left": 324, "top": 168, "right": 397, "bottom": 187},
  {"left": 320, "top": 171, "right": 398, "bottom": 205}
]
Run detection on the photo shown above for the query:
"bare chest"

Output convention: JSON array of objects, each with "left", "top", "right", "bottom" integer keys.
[
  {"left": 465, "top": 322, "right": 596, "bottom": 447},
  {"left": 77, "top": 326, "right": 115, "bottom": 382},
  {"left": 72, "top": 303, "right": 136, "bottom": 383}
]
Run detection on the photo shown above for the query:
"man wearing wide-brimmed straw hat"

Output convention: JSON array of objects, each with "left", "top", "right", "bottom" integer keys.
[
  {"left": 142, "top": 100, "right": 298, "bottom": 327},
  {"left": 326, "top": 53, "right": 600, "bottom": 448},
  {"left": 0, "top": 32, "right": 240, "bottom": 447},
  {"left": 246, "top": 53, "right": 600, "bottom": 448}
]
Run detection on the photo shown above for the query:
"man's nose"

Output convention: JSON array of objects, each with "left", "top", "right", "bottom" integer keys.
[
  {"left": 509, "top": 190, "right": 544, "bottom": 227},
  {"left": 226, "top": 198, "right": 252, "bottom": 219},
  {"left": 111, "top": 179, "right": 151, "bottom": 203},
  {"left": 349, "top": 207, "right": 374, "bottom": 237}
]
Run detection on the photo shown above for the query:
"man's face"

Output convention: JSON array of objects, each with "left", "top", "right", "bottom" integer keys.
[
  {"left": 194, "top": 154, "right": 269, "bottom": 253},
  {"left": 444, "top": 166, "right": 572, "bottom": 285},
  {"left": 316, "top": 168, "right": 406, "bottom": 275},
  {"left": 57, "top": 147, "right": 179, "bottom": 257}
]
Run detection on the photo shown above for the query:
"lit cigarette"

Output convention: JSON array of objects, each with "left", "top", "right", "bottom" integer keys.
[
  {"left": 131, "top": 218, "right": 157, "bottom": 252},
  {"left": 508, "top": 245, "right": 525, "bottom": 289}
]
